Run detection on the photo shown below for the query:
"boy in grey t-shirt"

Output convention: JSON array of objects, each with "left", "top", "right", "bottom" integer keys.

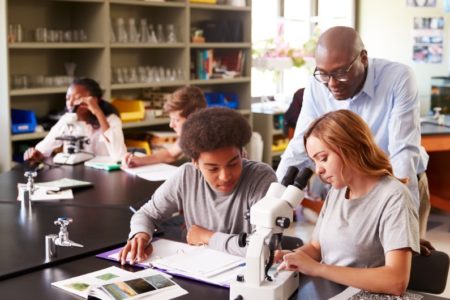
[{"left": 120, "top": 108, "right": 277, "bottom": 264}]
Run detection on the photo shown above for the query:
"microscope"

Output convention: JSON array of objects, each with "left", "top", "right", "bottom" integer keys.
[
  {"left": 52, "top": 113, "right": 92, "bottom": 165},
  {"left": 230, "top": 167, "right": 313, "bottom": 300}
]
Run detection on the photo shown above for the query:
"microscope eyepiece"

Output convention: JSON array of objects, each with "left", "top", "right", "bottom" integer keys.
[
  {"left": 281, "top": 166, "right": 299, "bottom": 186},
  {"left": 293, "top": 168, "right": 314, "bottom": 190}
]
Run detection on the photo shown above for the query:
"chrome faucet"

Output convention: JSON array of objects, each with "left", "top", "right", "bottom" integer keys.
[{"left": 45, "top": 217, "right": 83, "bottom": 260}]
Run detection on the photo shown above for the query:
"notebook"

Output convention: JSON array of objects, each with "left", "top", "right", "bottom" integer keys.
[{"left": 97, "top": 238, "right": 245, "bottom": 288}]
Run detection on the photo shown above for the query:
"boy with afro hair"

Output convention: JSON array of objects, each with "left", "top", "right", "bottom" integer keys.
[{"left": 120, "top": 107, "right": 276, "bottom": 263}]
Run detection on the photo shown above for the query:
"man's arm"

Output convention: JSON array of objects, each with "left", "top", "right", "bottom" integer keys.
[{"left": 387, "top": 66, "right": 422, "bottom": 209}]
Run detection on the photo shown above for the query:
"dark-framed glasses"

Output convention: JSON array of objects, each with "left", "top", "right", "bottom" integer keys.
[{"left": 313, "top": 53, "right": 361, "bottom": 83}]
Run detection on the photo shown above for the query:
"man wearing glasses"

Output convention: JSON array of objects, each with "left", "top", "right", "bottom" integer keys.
[{"left": 277, "top": 26, "right": 431, "bottom": 249}]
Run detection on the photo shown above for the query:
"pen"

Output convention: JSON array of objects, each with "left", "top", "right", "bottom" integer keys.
[{"left": 129, "top": 206, "right": 137, "bottom": 214}]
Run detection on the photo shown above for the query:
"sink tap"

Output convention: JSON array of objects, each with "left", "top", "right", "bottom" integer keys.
[{"left": 45, "top": 217, "right": 83, "bottom": 260}]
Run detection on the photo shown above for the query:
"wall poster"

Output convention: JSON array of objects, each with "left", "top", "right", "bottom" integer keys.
[{"left": 412, "top": 17, "right": 444, "bottom": 63}]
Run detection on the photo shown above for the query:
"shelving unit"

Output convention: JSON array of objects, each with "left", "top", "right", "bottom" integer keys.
[
  {"left": 0, "top": 0, "right": 252, "bottom": 171},
  {"left": 252, "top": 111, "right": 288, "bottom": 166}
]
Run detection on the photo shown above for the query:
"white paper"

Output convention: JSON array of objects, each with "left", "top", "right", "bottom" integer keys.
[
  {"left": 17, "top": 184, "right": 73, "bottom": 201},
  {"left": 107, "top": 239, "right": 245, "bottom": 287},
  {"left": 121, "top": 163, "right": 178, "bottom": 181}
]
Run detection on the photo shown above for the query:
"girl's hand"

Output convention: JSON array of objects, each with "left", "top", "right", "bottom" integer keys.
[{"left": 280, "top": 250, "right": 321, "bottom": 276}]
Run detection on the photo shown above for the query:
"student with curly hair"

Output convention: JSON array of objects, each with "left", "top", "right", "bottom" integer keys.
[
  {"left": 276, "top": 110, "right": 419, "bottom": 298},
  {"left": 24, "top": 77, "right": 126, "bottom": 162},
  {"left": 122, "top": 86, "right": 207, "bottom": 167},
  {"left": 119, "top": 107, "right": 277, "bottom": 263}
]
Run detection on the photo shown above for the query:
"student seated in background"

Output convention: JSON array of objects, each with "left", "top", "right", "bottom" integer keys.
[
  {"left": 24, "top": 77, "right": 127, "bottom": 162},
  {"left": 277, "top": 110, "right": 419, "bottom": 298},
  {"left": 122, "top": 86, "right": 207, "bottom": 168},
  {"left": 119, "top": 107, "right": 277, "bottom": 264}
]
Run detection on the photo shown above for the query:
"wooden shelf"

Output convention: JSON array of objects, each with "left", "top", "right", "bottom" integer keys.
[
  {"left": 1, "top": 0, "right": 252, "bottom": 171},
  {"left": 122, "top": 117, "right": 170, "bottom": 129},
  {"left": 10, "top": 87, "right": 67, "bottom": 96},
  {"left": 190, "top": 77, "right": 251, "bottom": 85},
  {"left": 189, "top": 42, "right": 251, "bottom": 48},
  {"left": 12, "top": 131, "right": 48, "bottom": 142},
  {"left": 9, "top": 43, "right": 105, "bottom": 49},
  {"left": 111, "top": 42, "right": 186, "bottom": 49},
  {"left": 111, "top": 81, "right": 186, "bottom": 90},
  {"left": 189, "top": 3, "right": 251, "bottom": 11},
  {"left": 110, "top": 0, "right": 185, "bottom": 8}
]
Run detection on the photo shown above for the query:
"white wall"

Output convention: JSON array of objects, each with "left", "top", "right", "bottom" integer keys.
[
  {"left": 358, "top": 0, "right": 449, "bottom": 115},
  {"left": 0, "top": 0, "right": 12, "bottom": 172}
]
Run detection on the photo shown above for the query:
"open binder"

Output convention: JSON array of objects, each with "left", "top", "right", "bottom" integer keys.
[{"left": 97, "top": 238, "right": 245, "bottom": 288}]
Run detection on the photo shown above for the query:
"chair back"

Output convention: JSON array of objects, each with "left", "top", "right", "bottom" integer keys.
[{"left": 408, "top": 250, "right": 449, "bottom": 294}]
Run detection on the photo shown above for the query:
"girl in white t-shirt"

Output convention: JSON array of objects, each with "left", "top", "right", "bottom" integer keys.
[{"left": 24, "top": 78, "right": 126, "bottom": 162}]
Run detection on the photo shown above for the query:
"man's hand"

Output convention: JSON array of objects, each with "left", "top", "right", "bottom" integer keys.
[
  {"left": 23, "top": 147, "right": 44, "bottom": 162},
  {"left": 119, "top": 232, "right": 152, "bottom": 265},
  {"left": 186, "top": 225, "right": 214, "bottom": 245},
  {"left": 420, "top": 238, "right": 435, "bottom": 256}
]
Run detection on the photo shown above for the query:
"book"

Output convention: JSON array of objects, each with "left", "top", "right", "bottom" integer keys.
[
  {"left": 84, "top": 156, "right": 121, "bottom": 171},
  {"left": 52, "top": 266, "right": 188, "bottom": 300},
  {"left": 35, "top": 177, "right": 93, "bottom": 190},
  {"left": 329, "top": 287, "right": 424, "bottom": 300},
  {"left": 97, "top": 238, "right": 246, "bottom": 288},
  {"left": 121, "top": 163, "right": 178, "bottom": 182}
]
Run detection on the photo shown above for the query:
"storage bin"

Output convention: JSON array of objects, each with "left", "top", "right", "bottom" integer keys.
[
  {"left": 204, "top": 92, "right": 239, "bottom": 109},
  {"left": 125, "top": 139, "right": 151, "bottom": 155},
  {"left": 111, "top": 99, "right": 145, "bottom": 122},
  {"left": 11, "top": 109, "right": 37, "bottom": 134}
]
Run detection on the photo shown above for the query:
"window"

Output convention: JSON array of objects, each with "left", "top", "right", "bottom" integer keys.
[{"left": 251, "top": 0, "right": 355, "bottom": 101}]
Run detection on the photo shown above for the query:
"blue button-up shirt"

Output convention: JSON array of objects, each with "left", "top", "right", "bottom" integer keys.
[{"left": 277, "top": 58, "right": 428, "bottom": 209}]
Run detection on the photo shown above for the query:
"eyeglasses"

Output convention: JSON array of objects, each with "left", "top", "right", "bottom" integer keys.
[{"left": 313, "top": 53, "right": 361, "bottom": 83}]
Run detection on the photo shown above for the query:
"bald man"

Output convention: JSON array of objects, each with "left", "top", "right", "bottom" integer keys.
[{"left": 277, "top": 26, "right": 431, "bottom": 240}]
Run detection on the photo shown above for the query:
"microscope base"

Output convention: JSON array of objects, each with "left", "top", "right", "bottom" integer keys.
[
  {"left": 53, "top": 152, "right": 93, "bottom": 165},
  {"left": 229, "top": 270, "right": 299, "bottom": 300}
]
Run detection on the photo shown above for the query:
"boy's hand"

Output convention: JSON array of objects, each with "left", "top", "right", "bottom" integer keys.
[{"left": 119, "top": 232, "right": 152, "bottom": 265}]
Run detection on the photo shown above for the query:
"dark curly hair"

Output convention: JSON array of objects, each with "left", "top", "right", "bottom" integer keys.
[
  {"left": 163, "top": 86, "right": 207, "bottom": 117},
  {"left": 179, "top": 107, "right": 251, "bottom": 160}
]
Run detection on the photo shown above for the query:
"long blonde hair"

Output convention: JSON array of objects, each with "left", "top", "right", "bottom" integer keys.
[{"left": 303, "top": 110, "right": 407, "bottom": 183}]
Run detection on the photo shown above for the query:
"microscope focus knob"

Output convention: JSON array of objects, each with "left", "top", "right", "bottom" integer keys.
[
  {"left": 275, "top": 217, "right": 290, "bottom": 229},
  {"left": 238, "top": 232, "right": 247, "bottom": 247},
  {"left": 236, "top": 274, "right": 245, "bottom": 282}
]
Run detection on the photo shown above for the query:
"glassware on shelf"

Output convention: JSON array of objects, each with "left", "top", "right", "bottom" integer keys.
[
  {"left": 140, "top": 19, "right": 151, "bottom": 43},
  {"left": 129, "top": 67, "right": 138, "bottom": 83},
  {"left": 128, "top": 18, "right": 140, "bottom": 43},
  {"left": 148, "top": 24, "right": 158, "bottom": 43},
  {"left": 12, "top": 75, "right": 28, "bottom": 89},
  {"left": 166, "top": 24, "right": 177, "bottom": 43},
  {"left": 156, "top": 24, "right": 165, "bottom": 43},
  {"left": 63, "top": 30, "right": 73, "bottom": 43},
  {"left": 64, "top": 62, "right": 77, "bottom": 78},
  {"left": 116, "top": 18, "right": 128, "bottom": 43},
  {"left": 8, "top": 24, "right": 23, "bottom": 43},
  {"left": 78, "top": 29, "right": 88, "bottom": 42},
  {"left": 35, "top": 27, "right": 48, "bottom": 42}
]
